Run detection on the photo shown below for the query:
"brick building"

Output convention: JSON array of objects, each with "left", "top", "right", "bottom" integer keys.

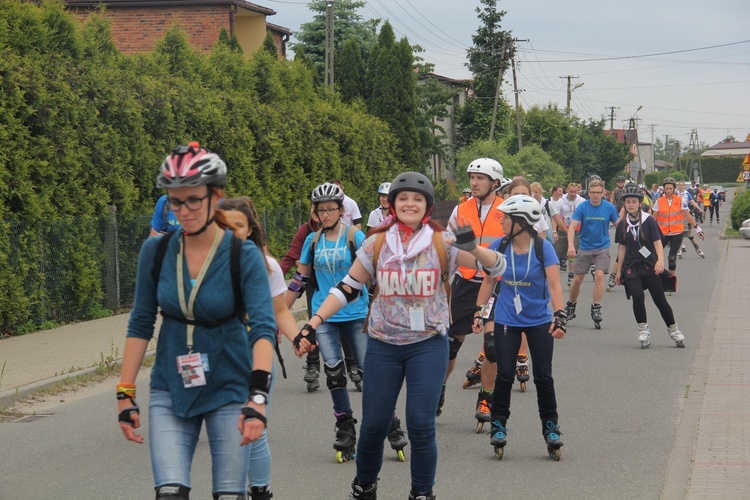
[{"left": 64, "top": 0, "right": 290, "bottom": 58}]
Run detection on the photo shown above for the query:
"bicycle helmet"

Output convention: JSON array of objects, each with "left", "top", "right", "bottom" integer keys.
[
  {"left": 311, "top": 183, "right": 344, "bottom": 204},
  {"left": 662, "top": 177, "right": 677, "bottom": 188},
  {"left": 463, "top": 187, "right": 471, "bottom": 195},
  {"left": 589, "top": 174, "right": 602, "bottom": 181},
  {"left": 499, "top": 195, "right": 542, "bottom": 225},
  {"left": 466, "top": 158, "right": 503, "bottom": 181},
  {"left": 378, "top": 182, "right": 392, "bottom": 195},
  {"left": 157, "top": 142, "right": 227, "bottom": 189},
  {"left": 616, "top": 175, "right": 626, "bottom": 182},
  {"left": 388, "top": 172, "right": 434, "bottom": 208},
  {"left": 621, "top": 182, "right": 643, "bottom": 201}
]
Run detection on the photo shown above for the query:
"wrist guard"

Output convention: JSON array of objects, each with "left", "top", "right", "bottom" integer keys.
[
  {"left": 553, "top": 309, "right": 567, "bottom": 332},
  {"left": 116, "top": 392, "right": 140, "bottom": 426},
  {"left": 250, "top": 369, "right": 272, "bottom": 394},
  {"left": 293, "top": 323, "right": 317, "bottom": 350},
  {"left": 241, "top": 406, "right": 268, "bottom": 428},
  {"left": 453, "top": 224, "right": 478, "bottom": 251}
]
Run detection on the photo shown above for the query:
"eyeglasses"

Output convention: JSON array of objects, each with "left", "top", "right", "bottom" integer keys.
[
  {"left": 316, "top": 208, "right": 340, "bottom": 216},
  {"left": 589, "top": 191, "right": 604, "bottom": 195},
  {"left": 167, "top": 195, "right": 209, "bottom": 211}
]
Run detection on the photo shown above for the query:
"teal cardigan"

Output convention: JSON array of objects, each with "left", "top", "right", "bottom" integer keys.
[{"left": 127, "top": 229, "right": 276, "bottom": 418}]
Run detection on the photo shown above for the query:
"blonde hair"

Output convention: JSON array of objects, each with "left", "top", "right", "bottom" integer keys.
[{"left": 588, "top": 179, "right": 604, "bottom": 190}]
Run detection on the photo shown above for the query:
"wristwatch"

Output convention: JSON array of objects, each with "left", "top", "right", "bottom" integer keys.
[{"left": 250, "top": 392, "right": 268, "bottom": 405}]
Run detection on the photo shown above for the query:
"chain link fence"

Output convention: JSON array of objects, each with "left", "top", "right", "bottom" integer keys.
[{"left": 1, "top": 198, "right": 457, "bottom": 336}]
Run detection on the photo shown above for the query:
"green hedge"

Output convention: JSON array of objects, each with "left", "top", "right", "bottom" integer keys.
[
  {"left": 0, "top": 1, "right": 403, "bottom": 335},
  {"left": 730, "top": 189, "right": 750, "bottom": 230},
  {"left": 700, "top": 156, "right": 746, "bottom": 184}
]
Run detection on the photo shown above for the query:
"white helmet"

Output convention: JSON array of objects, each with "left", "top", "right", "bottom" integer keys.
[
  {"left": 377, "top": 182, "right": 391, "bottom": 195},
  {"left": 311, "top": 183, "right": 344, "bottom": 203},
  {"left": 499, "top": 195, "right": 542, "bottom": 225},
  {"left": 466, "top": 158, "right": 503, "bottom": 181}
]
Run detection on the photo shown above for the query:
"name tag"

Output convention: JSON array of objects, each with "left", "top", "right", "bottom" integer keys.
[
  {"left": 514, "top": 293, "right": 523, "bottom": 315},
  {"left": 177, "top": 353, "right": 207, "bottom": 388},
  {"left": 409, "top": 306, "right": 425, "bottom": 331},
  {"left": 639, "top": 247, "right": 652, "bottom": 258}
]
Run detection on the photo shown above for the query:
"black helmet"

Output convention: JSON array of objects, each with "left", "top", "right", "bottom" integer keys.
[
  {"left": 388, "top": 172, "right": 435, "bottom": 208},
  {"left": 621, "top": 182, "right": 643, "bottom": 201},
  {"left": 616, "top": 175, "right": 626, "bottom": 182},
  {"left": 662, "top": 177, "right": 677, "bottom": 188}
]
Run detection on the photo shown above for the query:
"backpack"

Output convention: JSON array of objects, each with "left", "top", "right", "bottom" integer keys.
[
  {"left": 309, "top": 226, "right": 359, "bottom": 291},
  {"left": 364, "top": 231, "right": 451, "bottom": 332},
  {"left": 151, "top": 231, "right": 289, "bottom": 378}
]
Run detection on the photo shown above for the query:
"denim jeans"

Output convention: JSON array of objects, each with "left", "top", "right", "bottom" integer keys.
[
  {"left": 149, "top": 389, "right": 247, "bottom": 494},
  {"left": 356, "top": 334, "right": 448, "bottom": 493},
  {"left": 246, "top": 365, "right": 275, "bottom": 488},
  {"left": 316, "top": 318, "right": 367, "bottom": 414},
  {"left": 492, "top": 323, "right": 558, "bottom": 421}
]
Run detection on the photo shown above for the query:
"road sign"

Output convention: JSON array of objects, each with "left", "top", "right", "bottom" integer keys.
[{"left": 743, "top": 171, "right": 750, "bottom": 181}]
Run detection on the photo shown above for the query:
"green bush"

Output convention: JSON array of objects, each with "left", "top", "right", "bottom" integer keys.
[{"left": 730, "top": 189, "right": 750, "bottom": 230}]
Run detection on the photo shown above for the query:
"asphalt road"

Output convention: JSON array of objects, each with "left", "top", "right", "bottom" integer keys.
[{"left": 0, "top": 219, "right": 724, "bottom": 500}]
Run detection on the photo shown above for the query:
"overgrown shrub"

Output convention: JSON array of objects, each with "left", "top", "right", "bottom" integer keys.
[{"left": 730, "top": 189, "right": 750, "bottom": 230}]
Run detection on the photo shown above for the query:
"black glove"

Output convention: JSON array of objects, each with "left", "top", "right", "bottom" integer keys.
[
  {"left": 241, "top": 405, "right": 268, "bottom": 428},
  {"left": 553, "top": 309, "right": 567, "bottom": 333},
  {"left": 453, "top": 223, "right": 478, "bottom": 251},
  {"left": 293, "top": 323, "right": 317, "bottom": 350},
  {"left": 116, "top": 393, "right": 140, "bottom": 426}
]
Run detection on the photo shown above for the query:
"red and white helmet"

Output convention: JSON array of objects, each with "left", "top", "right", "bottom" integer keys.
[
  {"left": 466, "top": 158, "right": 504, "bottom": 181},
  {"left": 157, "top": 142, "right": 227, "bottom": 189}
]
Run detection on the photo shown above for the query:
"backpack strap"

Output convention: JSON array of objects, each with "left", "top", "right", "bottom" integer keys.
[
  {"left": 346, "top": 225, "right": 359, "bottom": 262},
  {"left": 151, "top": 230, "right": 176, "bottom": 286},
  {"left": 433, "top": 231, "right": 451, "bottom": 300},
  {"left": 362, "top": 232, "right": 387, "bottom": 332},
  {"left": 309, "top": 228, "right": 324, "bottom": 291},
  {"left": 229, "top": 234, "right": 244, "bottom": 321},
  {"left": 161, "top": 196, "right": 170, "bottom": 233}
]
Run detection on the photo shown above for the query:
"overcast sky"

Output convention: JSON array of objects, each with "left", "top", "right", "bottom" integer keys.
[{"left": 263, "top": 0, "right": 750, "bottom": 148}]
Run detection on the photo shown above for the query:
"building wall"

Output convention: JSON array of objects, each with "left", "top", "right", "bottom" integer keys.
[
  {"left": 234, "top": 11, "right": 266, "bottom": 56},
  {"left": 71, "top": 5, "right": 231, "bottom": 54}
]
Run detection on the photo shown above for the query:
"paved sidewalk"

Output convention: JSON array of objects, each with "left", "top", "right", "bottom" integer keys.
[{"left": 1, "top": 238, "right": 748, "bottom": 498}]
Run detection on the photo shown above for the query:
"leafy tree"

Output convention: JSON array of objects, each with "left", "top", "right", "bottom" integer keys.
[
  {"left": 292, "top": 0, "right": 379, "bottom": 82},
  {"left": 336, "top": 37, "right": 365, "bottom": 103},
  {"left": 457, "top": 0, "right": 513, "bottom": 145},
  {"left": 262, "top": 31, "right": 278, "bottom": 58},
  {"left": 415, "top": 75, "right": 459, "bottom": 169}
]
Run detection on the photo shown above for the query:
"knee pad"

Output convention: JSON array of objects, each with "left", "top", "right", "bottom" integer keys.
[
  {"left": 668, "top": 256, "right": 676, "bottom": 271},
  {"left": 156, "top": 484, "right": 190, "bottom": 500},
  {"left": 324, "top": 359, "right": 347, "bottom": 390},
  {"left": 483, "top": 332, "right": 496, "bottom": 363},
  {"left": 448, "top": 336, "right": 464, "bottom": 360},
  {"left": 213, "top": 494, "right": 247, "bottom": 500}
]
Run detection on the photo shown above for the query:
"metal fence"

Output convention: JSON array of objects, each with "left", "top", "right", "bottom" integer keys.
[{"left": 1, "top": 198, "right": 458, "bottom": 335}]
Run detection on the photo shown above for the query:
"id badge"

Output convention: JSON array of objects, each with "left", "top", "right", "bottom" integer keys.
[
  {"left": 639, "top": 246, "right": 652, "bottom": 258},
  {"left": 409, "top": 306, "right": 425, "bottom": 331},
  {"left": 177, "top": 353, "right": 207, "bottom": 388},
  {"left": 513, "top": 292, "right": 523, "bottom": 315},
  {"left": 483, "top": 296, "right": 496, "bottom": 319}
]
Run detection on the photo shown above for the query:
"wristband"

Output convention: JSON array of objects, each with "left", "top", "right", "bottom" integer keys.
[
  {"left": 116, "top": 383, "right": 136, "bottom": 398},
  {"left": 249, "top": 369, "right": 272, "bottom": 394},
  {"left": 293, "top": 271, "right": 309, "bottom": 284},
  {"left": 313, "top": 313, "right": 324, "bottom": 324},
  {"left": 473, "top": 305, "right": 483, "bottom": 313}
]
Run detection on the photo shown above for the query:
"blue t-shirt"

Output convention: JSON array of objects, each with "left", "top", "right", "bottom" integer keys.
[
  {"left": 300, "top": 226, "right": 369, "bottom": 322},
  {"left": 151, "top": 194, "right": 181, "bottom": 233},
  {"left": 572, "top": 200, "right": 619, "bottom": 250},
  {"left": 490, "top": 236, "right": 559, "bottom": 328}
]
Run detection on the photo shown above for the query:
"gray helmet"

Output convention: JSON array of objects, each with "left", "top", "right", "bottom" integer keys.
[
  {"left": 157, "top": 142, "right": 227, "bottom": 189},
  {"left": 616, "top": 175, "right": 626, "bottom": 182},
  {"left": 589, "top": 174, "right": 602, "bottom": 181},
  {"left": 388, "top": 172, "right": 434, "bottom": 208},
  {"left": 621, "top": 182, "right": 643, "bottom": 201},
  {"left": 311, "top": 183, "right": 344, "bottom": 204},
  {"left": 662, "top": 177, "right": 677, "bottom": 188}
]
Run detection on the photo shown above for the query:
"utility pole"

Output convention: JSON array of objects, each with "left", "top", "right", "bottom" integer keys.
[
  {"left": 324, "top": 1, "right": 335, "bottom": 89},
  {"left": 560, "top": 75, "right": 579, "bottom": 117},
  {"left": 606, "top": 106, "right": 619, "bottom": 131},
  {"left": 488, "top": 35, "right": 509, "bottom": 142},
  {"left": 511, "top": 42, "right": 523, "bottom": 150}
]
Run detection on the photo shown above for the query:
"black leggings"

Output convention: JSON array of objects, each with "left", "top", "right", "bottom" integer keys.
[
  {"left": 708, "top": 205, "right": 719, "bottom": 221},
  {"left": 627, "top": 274, "right": 675, "bottom": 326},
  {"left": 663, "top": 234, "right": 683, "bottom": 269}
]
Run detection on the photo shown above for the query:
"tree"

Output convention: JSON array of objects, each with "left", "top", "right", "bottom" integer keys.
[
  {"left": 292, "top": 0, "right": 379, "bottom": 83},
  {"left": 336, "top": 37, "right": 365, "bottom": 102},
  {"left": 457, "top": 0, "right": 513, "bottom": 145},
  {"left": 415, "top": 75, "right": 459, "bottom": 169},
  {"left": 262, "top": 31, "right": 278, "bottom": 58}
]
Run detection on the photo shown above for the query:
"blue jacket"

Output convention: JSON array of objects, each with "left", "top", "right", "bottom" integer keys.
[{"left": 127, "top": 229, "right": 276, "bottom": 418}]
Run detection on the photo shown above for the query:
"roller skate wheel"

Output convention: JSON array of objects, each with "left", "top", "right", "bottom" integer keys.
[
  {"left": 336, "top": 451, "right": 345, "bottom": 463},
  {"left": 549, "top": 448, "right": 561, "bottom": 461},
  {"left": 494, "top": 446, "right": 504, "bottom": 460},
  {"left": 397, "top": 449, "right": 405, "bottom": 462},
  {"left": 594, "top": 322, "right": 601, "bottom": 330},
  {"left": 307, "top": 381, "right": 319, "bottom": 393},
  {"left": 640, "top": 341, "right": 651, "bottom": 349},
  {"left": 676, "top": 341, "right": 685, "bottom": 348},
  {"left": 476, "top": 421, "right": 484, "bottom": 433},
  {"left": 606, "top": 286, "right": 612, "bottom": 292},
  {"left": 520, "top": 381, "right": 526, "bottom": 392},
  {"left": 462, "top": 379, "right": 471, "bottom": 389},
  {"left": 354, "top": 382, "right": 362, "bottom": 392}
]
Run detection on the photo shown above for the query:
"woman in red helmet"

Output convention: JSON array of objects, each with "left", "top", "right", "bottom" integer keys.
[{"left": 116, "top": 143, "right": 276, "bottom": 500}]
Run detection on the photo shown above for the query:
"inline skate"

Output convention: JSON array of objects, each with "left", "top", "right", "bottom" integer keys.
[
  {"left": 249, "top": 485, "right": 273, "bottom": 500},
  {"left": 606, "top": 272, "right": 617, "bottom": 291},
  {"left": 333, "top": 414, "right": 357, "bottom": 463},
  {"left": 348, "top": 364, "right": 363, "bottom": 392},
  {"left": 591, "top": 303, "right": 602, "bottom": 330},
  {"left": 489, "top": 418, "right": 508, "bottom": 459},
  {"left": 589, "top": 263, "right": 596, "bottom": 280},
  {"left": 564, "top": 300, "right": 577, "bottom": 321},
  {"left": 303, "top": 361, "right": 320, "bottom": 393},
  {"left": 542, "top": 419, "right": 564, "bottom": 461},
  {"left": 668, "top": 324, "right": 685, "bottom": 348},
  {"left": 637, "top": 323, "right": 651, "bottom": 349},
  {"left": 515, "top": 354, "right": 529, "bottom": 392},
  {"left": 475, "top": 390, "right": 492, "bottom": 433},
  {"left": 409, "top": 490, "right": 436, "bottom": 500},
  {"left": 387, "top": 416, "right": 408, "bottom": 462},
  {"left": 463, "top": 350, "right": 485, "bottom": 389},
  {"left": 347, "top": 478, "right": 377, "bottom": 500},
  {"left": 436, "top": 384, "right": 446, "bottom": 417}
]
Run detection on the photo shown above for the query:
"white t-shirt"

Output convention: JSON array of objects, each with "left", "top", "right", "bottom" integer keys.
[
  {"left": 367, "top": 206, "right": 388, "bottom": 228},
  {"left": 553, "top": 194, "right": 585, "bottom": 227},
  {"left": 340, "top": 195, "right": 362, "bottom": 226},
  {"left": 266, "top": 256, "right": 287, "bottom": 298}
]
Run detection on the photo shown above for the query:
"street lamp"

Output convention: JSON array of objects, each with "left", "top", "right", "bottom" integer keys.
[
  {"left": 566, "top": 82, "right": 584, "bottom": 117},
  {"left": 631, "top": 105, "right": 644, "bottom": 182}
]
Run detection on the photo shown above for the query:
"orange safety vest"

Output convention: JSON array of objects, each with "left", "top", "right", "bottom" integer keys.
[
  {"left": 655, "top": 195, "right": 685, "bottom": 235},
  {"left": 456, "top": 195, "right": 505, "bottom": 280},
  {"left": 702, "top": 190, "right": 711, "bottom": 206}
]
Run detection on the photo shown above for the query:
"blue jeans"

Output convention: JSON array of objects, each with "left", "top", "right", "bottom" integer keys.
[
  {"left": 246, "top": 365, "right": 275, "bottom": 488},
  {"left": 316, "top": 318, "right": 367, "bottom": 414},
  {"left": 356, "top": 334, "right": 448, "bottom": 493},
  {"left": 492, "top": 323, "right": 558, "bottom": 421},
  {"left": 149, "top": 389, "right": 247, "bottom": 495}
]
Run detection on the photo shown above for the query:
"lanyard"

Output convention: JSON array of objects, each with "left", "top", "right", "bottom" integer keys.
[
  {"left": 319, "top": 224, "right": 344, "bottom": 274},
  {"left": 510, "top": 239, "right": 533, "bottom": 295},
  {"left": 177, "top": 228, "right": 223, "bottom": 352}
]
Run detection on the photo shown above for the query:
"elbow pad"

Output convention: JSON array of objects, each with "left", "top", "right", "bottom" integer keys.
[
  {"left": 483, "top": 251, "right": 507, "bottom": 278},
  {"left": 331, "top": 274, "right": 363, "bottom": 307}
]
